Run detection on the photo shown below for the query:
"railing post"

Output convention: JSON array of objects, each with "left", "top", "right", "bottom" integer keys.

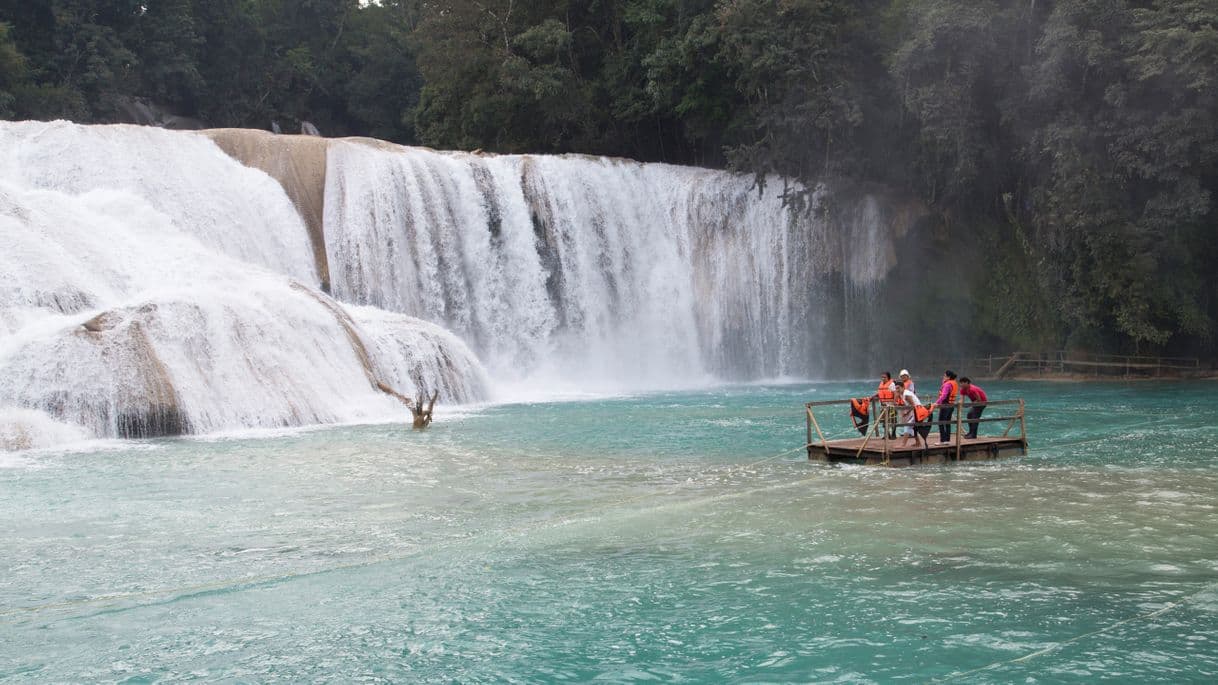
[
  {"left": 1019, "top": 399, "right": 1028, "bottom": 452},
  {"left": 807, "top": 406, "right": 830, "bottom": 460},
  {"left": 806, "top": 404, "right": 812, "bottom": 458},
  {"left": 882, "top": 407, "right": 890, "bottom": 465},
  {"left": 955, "top": 398, "right": 963, "bottom": 461}
]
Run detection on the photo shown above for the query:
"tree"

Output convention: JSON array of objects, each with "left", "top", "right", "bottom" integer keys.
[
  {"left": 412, "top": 0, "right": 593, "bottom": 153},
  {"left": 717, "top": 0, "right": 876, "bottom": 188},
  {"left": 131, "top": 0, "right": 204, "bottom": 111},
  {"left": 0, "top": 0, "right": 141, "bottom": 120},
  {"left": 885, "top": 0, "right": 1029, "bottom": 209},
  {"left": 1021, "top": 0, "right": 1217, "bottom": 349},
  {"left": 0, "top": 21, "right": 26, "bottom": 117},
  {"left": 341, "top": 0, "right": 422, "bottom": 143}
]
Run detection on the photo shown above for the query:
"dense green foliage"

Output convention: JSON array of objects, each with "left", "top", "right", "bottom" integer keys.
[
  {"left": 0, "top": 0, "right": 421, "bottom": 137},
  {"left": 1, "top": 0, "right": 1215, "bottom": 356}
]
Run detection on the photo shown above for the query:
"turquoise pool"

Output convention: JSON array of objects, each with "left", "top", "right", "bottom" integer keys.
[{"left": 2, "top": 381, "right": 1217, "bottom": 682}]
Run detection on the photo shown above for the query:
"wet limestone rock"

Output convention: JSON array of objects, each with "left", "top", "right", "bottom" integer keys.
[
  {"left": 78, "top": 307, "right": 186, "bottom": 438},
  {"left": 204, "top": 128, "right": 332, "bottom": 292},
  {"left": 2, "top": 306, "right": 188, "bottom": 439}
]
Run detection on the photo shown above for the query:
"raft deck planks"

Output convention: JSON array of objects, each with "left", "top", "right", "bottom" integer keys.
[
  {"left": 805, "top": 398, "right": 1028, "bottom": 467},
  {"left": 807, "top": 434, "right": 1027, "bottom": 466}
]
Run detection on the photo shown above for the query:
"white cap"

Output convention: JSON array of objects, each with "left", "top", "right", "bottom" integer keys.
[{"left": 899, "top": 369, "right": 910, "bottom": 377}]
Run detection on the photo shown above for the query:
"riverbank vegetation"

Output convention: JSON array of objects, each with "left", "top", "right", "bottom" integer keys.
[{"left": 1, "top": 0, "right": 1214, "bottom": 358}]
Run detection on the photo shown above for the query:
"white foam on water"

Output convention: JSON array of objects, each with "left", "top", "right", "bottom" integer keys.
[{"left": 0, "top": 407, "right": 91, "bottom": 454}]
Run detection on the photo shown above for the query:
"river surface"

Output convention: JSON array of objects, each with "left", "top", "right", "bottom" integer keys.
[{"left": 2, "top": 381, "right": 1217, "bottom": 682}]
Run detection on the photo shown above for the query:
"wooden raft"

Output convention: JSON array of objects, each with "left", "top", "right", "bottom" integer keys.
[{"left": 805, "top": 398, "right": 1028, "bottom": 467}]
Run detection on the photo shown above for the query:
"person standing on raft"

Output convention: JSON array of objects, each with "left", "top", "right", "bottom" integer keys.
[
  {"left": 959, "top": 377, "right": 987, "bottom": 439},
  {"left": 929, "top": 370, "right": 959, "bottom": 444},
  {"left": 894, "top": 379, "right": 930, "bottom": 448},
  {"left": 849, "top": 372, "right": 896, "bottom": 437},
  {"left": 876, "top": 372, "right": 897, "bottom": 403},
  {"left": 899, "top": 369, "right": 915, "bottom": 395},
  {"left": 876, "top": 371, "right": 898, "bottom": 437}
]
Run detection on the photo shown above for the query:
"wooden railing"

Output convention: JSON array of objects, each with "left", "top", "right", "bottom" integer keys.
[
  {"left": 918, "top": 351, "right": 1202, "bottom": 379},
  {"left": 805, "top": 398, "right": 1027, "bottom": 465}
]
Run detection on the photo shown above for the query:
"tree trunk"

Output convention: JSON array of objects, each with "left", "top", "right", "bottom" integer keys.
[{"left": 412, "top": 389, "right": 439, "bottom": 429}]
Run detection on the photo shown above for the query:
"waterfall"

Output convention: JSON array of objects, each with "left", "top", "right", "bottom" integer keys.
[
  {"left": 0, "top": 122, "right": 920, "bottom": 450},
  {"left": 0, "top": 122, "right": 489, "bottom": 449},
  {"left": 0, "top": 121, "right": 317, "bottom": 284},
  {"left": 323, "top": 142, "right": 911, "bottom": 390}
]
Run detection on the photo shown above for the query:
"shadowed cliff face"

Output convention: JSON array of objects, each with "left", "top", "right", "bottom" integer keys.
[{"left": 26, "top": 305, "right": 188, "bottom": 439}]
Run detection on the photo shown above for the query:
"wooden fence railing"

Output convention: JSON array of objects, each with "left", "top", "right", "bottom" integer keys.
[{"left": 917, "top": 351, "right": 1202, "bottom": 379}]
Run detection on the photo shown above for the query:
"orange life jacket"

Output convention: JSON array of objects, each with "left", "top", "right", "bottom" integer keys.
[
  {"left": 850, "top": 397, "right": 870, "bottom": 416},
  {"left": 945, "top": 379, "right": 959, "bottom": 403},
  {"left": 876, "top": 382, "right": 895, "bottom": 403},
  {"left": 913, "top": 405, "right": 931, "bottom": 422},
  {"left": 849, "top": 397, "right": 870, "bottom": 430}
]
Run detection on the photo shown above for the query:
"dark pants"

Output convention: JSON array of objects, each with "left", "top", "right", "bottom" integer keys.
[
  {"left": 851, "top": 408, "right": 869, "bottom": 436},
  {"left": 966, "top": 405, "right": 985, "bottom": 438},
  {"left": 938, "top": 406, "right": 955, "bottom": 442}
]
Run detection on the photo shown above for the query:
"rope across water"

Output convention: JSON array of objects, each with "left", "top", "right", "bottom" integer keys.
[
  {"left": 3, "top": 410, "right": 1120, "bottom": 622},
  {"left": 0, "top": 436, "right": 828, "bottom": 623},
  {"left": 6, "top": 415, "right": 1208, "bottom": 682}
]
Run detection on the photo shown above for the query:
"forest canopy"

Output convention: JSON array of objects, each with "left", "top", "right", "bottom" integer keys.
[{"left": 1, "top": 0, "right": 1215, "bottom": 357}]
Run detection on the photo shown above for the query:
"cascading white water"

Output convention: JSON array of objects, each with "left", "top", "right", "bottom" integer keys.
[
  {"left": 0, "top": 121, "right": 318, "bottom": 284},
  {"left": 324, "top": 142, "right": 904, "bottom": 390},
  {"left": 351, "top": 305, "right": 493, "bottom": 403},
  {"left": 0, "top": 122, "right": 489, "bottom": 449},
  {"left": 0, "top": 122, "right": 914, "bottom": 449}
]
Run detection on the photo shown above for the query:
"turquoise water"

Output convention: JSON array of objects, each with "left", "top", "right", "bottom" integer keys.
[{"left": 2, "top": 381, "right": 1217, "bottom": 682}]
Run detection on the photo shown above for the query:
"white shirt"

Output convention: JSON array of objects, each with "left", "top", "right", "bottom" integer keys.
[{"left": 900, "top": 389, "right": 922, "bottom": 422}]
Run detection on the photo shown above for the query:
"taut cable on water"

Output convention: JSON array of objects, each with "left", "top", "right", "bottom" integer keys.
[
  {"left": 8, "top": 410, "right": 1162, "bottom": 623},
  {"left": 2, "top": 435, "right": 826, "bottom": 623}
]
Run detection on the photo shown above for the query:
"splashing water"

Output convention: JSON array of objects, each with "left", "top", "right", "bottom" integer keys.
[{"left": 0, "top": 123, "right": 489, "bottom": 447}]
